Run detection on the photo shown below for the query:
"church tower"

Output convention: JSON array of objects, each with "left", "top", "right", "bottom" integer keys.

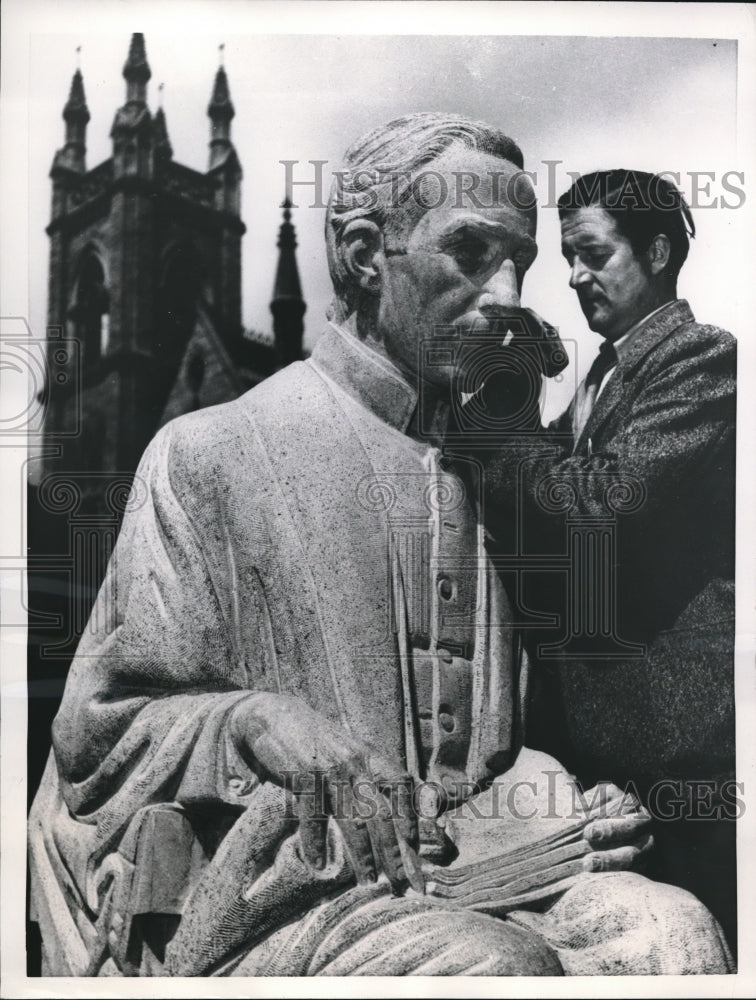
[
  {"left": 43, "top": 34, "right": 247, "bottom": 495},
  {"left": 28, "top": 32, "right": 306, "bottom": 841},
  {"left": 37, "top": 33, "right": 259, "bottom": 675}
]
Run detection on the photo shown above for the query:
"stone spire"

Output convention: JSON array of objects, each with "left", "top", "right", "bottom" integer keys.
[
  {"left": 57, "top": 67, "right": 90, "bottom": 172},
  {"left": 111, "top": 34, "right": 153, "bottom": 179},
  {"left": 207, "top": 61, "right": 235, "bottom": 170},
  {"left": 122, "top": 32, "right": 151, "bottom": 104},
  {"left": 270, "top": 198, "right": 306, "bottom": 366},
  {"left": 64, "top": 68, "right": 89, "bottom": 126},
  {"left": 153, "top": 105, "right": 173, "bottom": 162}
]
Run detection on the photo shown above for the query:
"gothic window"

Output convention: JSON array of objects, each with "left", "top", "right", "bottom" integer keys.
[{"left": 70, "top": 251, "right": 109, "bottom": 373}]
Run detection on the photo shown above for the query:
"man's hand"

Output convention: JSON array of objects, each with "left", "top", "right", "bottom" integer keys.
[
  {"left": 452, "top": 306, "right": 566, "bottom": 443},
  {"left": 504, "top": 306, "right": 569, "bottom": 379},
  {"left": 579, "top": 782, "right": 654, "bottom": 873},
  {"left": 228, "top": 693, "right": 420, "bottom": 894}
]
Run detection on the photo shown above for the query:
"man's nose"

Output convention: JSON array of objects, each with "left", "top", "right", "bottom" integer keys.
[
  {"left": 569, "top": 258, "right": 591, "bottom": 289},
  {"left": 477, "top": 259, "right": 520, "bottom": 314}
]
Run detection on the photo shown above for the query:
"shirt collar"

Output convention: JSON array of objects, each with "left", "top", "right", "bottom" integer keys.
[{"left": 308, "top": 322, "right": 420, "bottom": 434}]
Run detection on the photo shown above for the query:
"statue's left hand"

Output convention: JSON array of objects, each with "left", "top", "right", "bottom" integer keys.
[{"left": 581, "top": 782, "right": 654, "bottom": 872}]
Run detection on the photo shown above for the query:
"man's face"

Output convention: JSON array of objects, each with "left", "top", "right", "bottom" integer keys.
[
  {"left": 374, "top": 146, "right": 538, "bottom": 391},
  {"left": 560, "top": 206, "right": 656, "bottom": 341}
]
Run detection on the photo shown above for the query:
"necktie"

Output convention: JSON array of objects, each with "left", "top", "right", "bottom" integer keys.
[{"left": 572, "top": 340, "right": 618, "bottom": 445}]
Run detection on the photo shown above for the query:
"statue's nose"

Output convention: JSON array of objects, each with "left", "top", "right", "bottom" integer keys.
[{"left": 477, "top": 259, "right": 520, "bottom": 314}]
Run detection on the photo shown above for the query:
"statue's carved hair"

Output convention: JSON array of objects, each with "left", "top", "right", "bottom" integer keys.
[{"left": 326, "top": 112, "right": 523, "bottom": 318}]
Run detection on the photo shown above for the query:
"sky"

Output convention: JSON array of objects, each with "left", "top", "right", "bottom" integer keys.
[{"left": 24, "top": 22, "right": 743, "bottom": 418}]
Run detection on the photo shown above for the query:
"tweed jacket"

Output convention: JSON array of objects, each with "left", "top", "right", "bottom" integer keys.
[{"left": 480, "top": 299, "right": 736, "bottom": 794}]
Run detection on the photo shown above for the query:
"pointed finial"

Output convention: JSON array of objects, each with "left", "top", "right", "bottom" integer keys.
[
  {"left": 58, "top": 49, "right": 89, "bottom": 169},
  {"left": 121, "top": 32, "right": 151, "bottom": 106},
  {"left": 272, "top": 194, "right": 306, "bottom": 363},
  {"left": 158, "top": 82, "right": 164, "bottom": 108},
  {"left": 64, "top": 64, "right": 89, "bottom": 125},
  {"left": 219, "top": 43, "right": 225, "bottom": 66},
  {"left": 153, "top": 104, "right": 172, "bottom": 159},
  {"left": 208, "top": 63, "right": 235, "bottom": 125},
  {"left": 76, "top": 45, "right": 81, "bottom": 69},
  {"left": 207, "top": 52, "right": 235, "bottom": 167},
  {"left": 123, "top": 32, "right": 151, "bottom": 83},
  {"left": 209, "top": 67, "right": 232, "bottom": 108},
  {"left": 275, "top": 197, "right": 300, "bottom": 264}
]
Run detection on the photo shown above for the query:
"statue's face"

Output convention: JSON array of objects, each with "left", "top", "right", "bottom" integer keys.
[{"left": 374, "top": 145, "right": 537, "bottom": 391}]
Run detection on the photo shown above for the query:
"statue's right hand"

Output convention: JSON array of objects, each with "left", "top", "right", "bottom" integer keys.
[{"left": 228, "top": 694, "right": 420, "bottom": 894}]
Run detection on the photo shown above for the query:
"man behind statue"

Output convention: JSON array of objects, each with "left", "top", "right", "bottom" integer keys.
[
  {"left": 471, "top": 169, "right": 737, "bottom": 950},
  {"left": 29, "top": 113, "right": 733, "bottom": 977}
]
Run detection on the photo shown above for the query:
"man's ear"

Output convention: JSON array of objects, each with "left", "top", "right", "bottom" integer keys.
[
  {"left": 340, "top": 220, "right": 384, "bottom": 294},
  {"left": 647, "top": 234, "right": 672, "bottom": 275}
]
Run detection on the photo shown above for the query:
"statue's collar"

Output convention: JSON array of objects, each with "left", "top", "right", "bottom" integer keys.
[{"left": 308, "top": 322, "right": 420, "bottom": 434}]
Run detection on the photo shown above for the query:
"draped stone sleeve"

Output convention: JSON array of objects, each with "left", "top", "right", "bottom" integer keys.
[{"left": 51, "top": 416, "right": 261, "bottom": 855}]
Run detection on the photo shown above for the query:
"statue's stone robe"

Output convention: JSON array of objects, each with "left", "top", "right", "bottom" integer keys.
[{"left": 29, "top": 324, "right": 733, "bottom": 976}]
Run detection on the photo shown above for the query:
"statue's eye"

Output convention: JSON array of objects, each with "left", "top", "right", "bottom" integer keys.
[{"left": 448, "top": 236, "right": 495, "bottom": 276}]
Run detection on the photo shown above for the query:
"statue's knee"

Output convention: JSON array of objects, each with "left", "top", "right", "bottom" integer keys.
[
  {"left": 464, "top": 916, "right": 563, "bottom": 976},
  {"left": 563, "top": 872, "right": 733, "bottom": 974},
  {"left": 653, "top": 884, "right": 733, "bottom": 969}
]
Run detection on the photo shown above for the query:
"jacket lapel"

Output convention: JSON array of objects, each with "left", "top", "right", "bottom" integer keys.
[{"left": 574, "top": 300, "right": 695, "bottom": 452}]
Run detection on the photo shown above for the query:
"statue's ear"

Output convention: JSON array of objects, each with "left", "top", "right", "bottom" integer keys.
[{"left": 340, "top": 219, "right": 384, "bottom": 294}]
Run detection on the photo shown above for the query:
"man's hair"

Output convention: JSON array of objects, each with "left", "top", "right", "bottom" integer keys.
[
  {"left": 557, "top": 170, "right": 695, "bottom": 281},
  {"left": 326, "top": 112, "right": 523, "bottom": 317}
]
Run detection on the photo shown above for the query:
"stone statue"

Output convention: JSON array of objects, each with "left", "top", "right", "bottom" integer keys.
[{"left": 29, "top": 113, "right": 733, "bottom": 977}]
